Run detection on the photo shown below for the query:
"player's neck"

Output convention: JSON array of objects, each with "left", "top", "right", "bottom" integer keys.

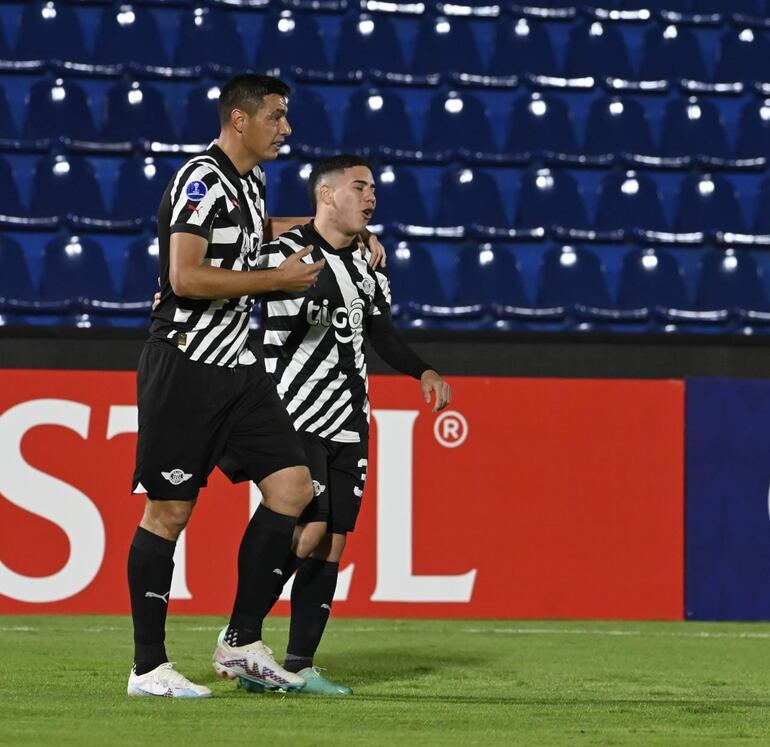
[
  {"left": 313, "top": 216, "right": 357, "bottom": 250},
  {"left": 215, "top": 131, "right": 261, "bottom": 176}
]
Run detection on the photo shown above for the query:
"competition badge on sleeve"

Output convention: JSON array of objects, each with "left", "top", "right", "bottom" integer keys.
[{"left": 186, "top": 180, "right": 208, "bottom": 202}]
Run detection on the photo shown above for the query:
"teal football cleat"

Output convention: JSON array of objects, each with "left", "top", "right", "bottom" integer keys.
[{"left": 296, "top": 667, "right": 353, "bottom": 696}]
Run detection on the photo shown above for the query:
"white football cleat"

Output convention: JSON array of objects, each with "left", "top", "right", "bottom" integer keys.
[
  {"left": 212, "top": 628, "right": 305, "bottom": 691},
  {"left": 127, "top": 662, "right": 212, "bottom": 698}
]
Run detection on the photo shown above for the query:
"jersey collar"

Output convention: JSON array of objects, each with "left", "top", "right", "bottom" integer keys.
[{"left": 305, "top": 221, "right": 358, "bottom": 255}]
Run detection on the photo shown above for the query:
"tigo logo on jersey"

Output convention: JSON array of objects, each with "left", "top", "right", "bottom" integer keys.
[
  {"left": 161, "top": 469, "right": 193, "bottom": 486},
  {"left": 306, "top": 299, "right": 366, "bottom": 344},
  {"left": 186, "top": 181, "right": 207, "bottom": 202}
]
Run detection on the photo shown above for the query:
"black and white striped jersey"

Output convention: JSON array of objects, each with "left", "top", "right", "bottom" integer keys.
[
  {"left": 150, "top": 142, "right": 266, "bottom": 368},
  {"left": 259, "top": 222, "right": 392, "bottom": 444}
]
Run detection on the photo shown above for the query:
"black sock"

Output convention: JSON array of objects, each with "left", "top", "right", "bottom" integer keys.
[
  {"left": 285, "top": 558, "right": 339, "bottom": 670},
  {"left": 127, "top": 526, "right": 176, "bottom": 675},
  {"left": 226, "top": 504, "right": 297, "bottom": 647}
]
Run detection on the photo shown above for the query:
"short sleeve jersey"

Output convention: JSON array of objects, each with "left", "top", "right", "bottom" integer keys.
[
  {"left": 259, "top": 222, "right": 392, "bottom": 443},
  {"left": 150, "top": 142, "right": 266, "bottom": 367}
]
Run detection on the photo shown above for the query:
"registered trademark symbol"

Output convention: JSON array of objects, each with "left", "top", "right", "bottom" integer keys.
[{"left": 434, "top": 411, "right": 468, "bottom": 448}]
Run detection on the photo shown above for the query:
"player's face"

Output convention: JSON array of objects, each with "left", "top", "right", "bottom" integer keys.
[
  {"left": 241, "top": 94, "right": 291, "bottom": 162},
  {"left": 331, "top": 166, "right": 376, "bottom": 235}
]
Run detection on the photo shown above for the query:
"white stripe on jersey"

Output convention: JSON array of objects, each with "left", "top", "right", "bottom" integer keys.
[
  {"left": 268, "top": 298, "right": 303, "bottom": 317},
  {"left": 317, "top": 402, "right": 355, "bottom": 439},
  {"left": 292, "top": 371, "right": 346, "bottom": 430},
  {"left": 276, "top": 325, "right": 328, "bottom": 401},
  {"left": 305, "top": 389, "right": 352, "bottom": 435},
  {"left": 263, "top": 329, "right": 291, "bottom": 346},
  {"left": 285, "top": 343, "right": 339, "bottom": 414},
  {"left": 204, "top": 311, "right": 248, "bottom": 365},
  {"left": 211, "top": 226, "right": 241, "bottom": 244},
  {"left": 190, "top": 310, "right": 236, "bottom": 361}
]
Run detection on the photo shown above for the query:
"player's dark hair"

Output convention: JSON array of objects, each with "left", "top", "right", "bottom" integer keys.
[
  {"left": 218, "top": 74, "right": 291, "bottom": 124},
  {"left": 307, "top": 154, "right": 373, "bottom": 209}
]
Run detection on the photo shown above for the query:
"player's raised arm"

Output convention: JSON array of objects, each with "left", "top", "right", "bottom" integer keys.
[{"left": 169, "top": 234, "right": 323, "bottom": 298}]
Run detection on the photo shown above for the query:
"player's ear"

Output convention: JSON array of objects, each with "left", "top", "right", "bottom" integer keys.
[
  {"left": 230, "top": 108, "right": 245, "bottom": 134},
  {"left": 319, "top": 182, "right": 334, "bottom": 206}
]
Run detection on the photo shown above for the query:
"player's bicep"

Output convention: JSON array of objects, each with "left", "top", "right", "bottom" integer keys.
[{"left": 169, "top": 232, "right": 209, "bottom": 295}]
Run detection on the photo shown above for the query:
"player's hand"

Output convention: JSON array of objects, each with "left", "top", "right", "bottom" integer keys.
[
  {"left": 151, "top": 291, "right": 161, "bottom": 310},
  {"left": 276, "top": 245, "right": 325, "bottom": 292},
  {"left": 420, "top": 370, "right": 451, "bottom": 413},
  {"left": 359, "top": 233, "right": 387, "bottom": 268}
]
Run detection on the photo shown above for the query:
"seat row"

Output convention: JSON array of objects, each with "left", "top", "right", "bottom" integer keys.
[
  {"left": 5, "top": 3, "right": 770, "bottom": 87},
  {"left": 3, "top": 233, "right": 770, "bottom": 335}
]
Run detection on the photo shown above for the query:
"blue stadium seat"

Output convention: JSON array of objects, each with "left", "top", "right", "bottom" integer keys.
[
  {"left": 506, "top": 92, "right": 578, "bottom": 159},
  {"left": 372, "top": 165, "right": 429, "bottom": 228},
  {"left": 274, "top": 161, "right": 313, "bottom": 216},
  {"left": 343, "top": 89, "right": 418, "bottom": 153},
  {"left": 15, "top": 1, "right": 89, "bottom": 63},
  {"left": 175, "top": 7, "right": 246, "bottom": 72},
  {"left": 489, "top": 17, "right": 559, "bottom": 77},
  {"left": 537, "top": 245, "right": 616, "bottom": 320},
  {"left": 412, "top": 16, "right": 484, "bottom": 77},
  {"left": 0, "top": 236, "right": 36, "bottom": 308},
  {"left": 454, "top": 244, "right": 531, "bottom": 312},
  {"left": 595, "top": 170, "right": 668, "bottom": 234},
  {"left": 255, "top": 10, "right": 328, "bottom": 74},
  {"left": 39, "top": 235, "right": 118, "bottom": 310},
  {"left": 0, "top": 84, "right": 18, "bottom": 143},
  {"left": 122, "top": 235, "right": 160, "bottom": 305},
  {"left": 514, "top": 167, "right": 590, "bottom": 234},
  {"left": 336, "top": 14, "right": 407, "bottom": 75},
  {"left": 24, "top": 78, "right": 98, "bottom": 142},
  {"left": 564, "top": 21, "right": 633, "bottom": 81},
  {"left": 674, "top": 174, "right": 746, "bottom": 234},
  {"left": 696, "top": 249, "right": 770, "bottom": 320},
  {"left": 112, "top": 156, "right": 174, "bottom": 221},
  {"left": 30, "top": 155, "right": 107, "bottom": 220},
  {"left": 423, "top": 91, "right": 497, "bottom": 156},
  {"left": 94, "top": 4, "right": 169, "bottom": 68},
  {"left": 583, "top": 96, "right": 655, "bottom": 159},
  {"left": 435, "top": 168, "right": 507, "bottom": 229},
  {"left": 715, "top": 27, "right": 770, "bottom": 83},
  {"left": 736, "top": 98, "right": 770, "bottom": 159},
  {"left": 0, "top": 156, "right": 24, "bottom": 217},
  {"left": 183, "top": 83, "right": 221, "bottom": 144},
  {"left": 617, "top": 248, "right": 690, "bottom": 316},
  {"left": 752, "top": 176, "right": 770, "bottom": 233},
  {"left": 287, "top": 89, "right": 337, "bottom": 152},
  {"left": 661, "top": 97, "right": 730, "bottom": 161},
  {"left": 694, "top": 0, "right": 759, "bottom": 15},
  {"left": 639, "top": 24, "right": 707, "bottom": 83},
  {"left": 385, "top": 241, "right": 447, "bottom": 317},
  {"left": 103, "top": 80, "right": 176, "bottom": 144}
]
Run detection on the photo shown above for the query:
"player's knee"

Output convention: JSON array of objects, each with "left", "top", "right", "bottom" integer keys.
[
  {"left": 260, "top": 466, "right": 314, "bottom": 516},
  {"left": 144, "top": 499, "right": 193, "bottom": 540},
  {"left": 295, "top": 522, "right": 327, "bottom": 558}
]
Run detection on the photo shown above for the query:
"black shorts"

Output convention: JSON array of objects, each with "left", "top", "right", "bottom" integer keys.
[
  {"left": 297, "top": 431, "right": 368, "bottom": 535},
  {"left": 132, "top": 341, "right": 307, "bottom": 500}
]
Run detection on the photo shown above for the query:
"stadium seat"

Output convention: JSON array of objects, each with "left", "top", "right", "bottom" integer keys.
[
  {"left": 39, "top": 235, "right": 118, "bottom": 310},
  {"left": 412, "top": 16, "right": 485, "bottom": 77},
  {"left": 595, "top": 170, "right": 668, "bottom": 235},
  {"left": 514, "top": 167, "right": 590, "bottom": 235},
  {"left": 182, "top": 83, "right": 222, "bottom": 144},
  {"left": 343, "top": 89, "right": 418, "bottom": 153},
  {"left": 371, "top": 165, "right": 430, "bottom": 228},
  {"left": 175, "top": 7, "right": 247, "bottom": 73},
  {"left": 336, "top": 14, "right": 408, "bottom": 75},
  {"left": 489, "top": 17, "right": 559, "bottom": 78},
  {"left": 694, "top": 0, "right": 758, "bottom": 15},
  {"left": 30, "top": 155, "right": 107, "bottom": 220},
  {"left": 94, "top": 4, "right": 169, "bottom": 68},
  {"left": 506, "top": 92, "right": 578, "bottom": 160},
  {"left": 660, "top": 97, "right": 730, "bottom": 161},
  {"left": 24, "top": 78, "right": 98, "bottom": 143},
  {"left": 0, "top": 157, "right": 24, "bottom": 217},
  {"left": 454, "top": 244, "right": 532, "bottom": 313},
  {"left": 0, "top": 15, "right": 8, "bottom": 59},
  {"left": 385, "top": 242, "right": 447, "bottom": 317},
  {"left": 103, "top": 80, "right": 176, "bottom": 145},
  {"left": 255, "top": 10, "right": 328, "bottom": 75},
  {"left": 121, "top": 235, "right": 160, "bottom": 304},
  {"left": 583, "top": 96, "right": 655, "bottom": 160},
  {"left": 287, "top": 89, "right": 337, "bottom": 152},
  {"left": 435, "top": 168, "right": 507, "bottom": 229},
  {"left": 639, "top": 24, "right": 708, "bottom": 83},
  {"left": 617, "top": 248, "right": 690, "bottom": 317},
  {"left": 696, "top": 249, "right": 770, "bottom": 321},
  {"left": 736, "top": 99, "right": 770, "bottom": 159},
  {"left": 674, "top": 174, "right": 746, "bottom": 234},
  {"left": 112, "top": 156, "right": 174, "bottom": 222},
  {"left": 0, "top": 84, "right": 18, "bottom": 144},
  {"left": 0, "top": 236, "right": 36, "bottom": 308},
  {"left": 274, "top": 161, "right": 314, "bottom": 216},
  {"left": 15, "top": 1, "right": 89, "bottom": 63},
  {"left": 714, "top": 27, "right": 770, "bottom": 84},
  {"left": 423, "top": 91, "right": 497, "bottom": 157},
  {"left": 752, "top": 176, "right": 770, "bottom": 233},
  {"left": 564, "top": 21, "right": 633, "bottom": 81}
]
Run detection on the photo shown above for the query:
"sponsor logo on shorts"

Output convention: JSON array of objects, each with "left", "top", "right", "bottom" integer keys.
[
  {"left": 313, "top": 480, "right": 326, "bottom": 497},
  {"left": 161, "top": 468, "right": 193, "bottom": 486}
]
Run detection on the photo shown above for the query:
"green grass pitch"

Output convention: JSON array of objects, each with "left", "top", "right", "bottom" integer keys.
[{"left": 2, "top": 616, "right": 770, "bottom": 746}]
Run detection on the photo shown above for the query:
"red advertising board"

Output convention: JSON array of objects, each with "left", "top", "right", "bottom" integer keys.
[{"left": 0, "top": 370, "right": 684, "bottom": 619}]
